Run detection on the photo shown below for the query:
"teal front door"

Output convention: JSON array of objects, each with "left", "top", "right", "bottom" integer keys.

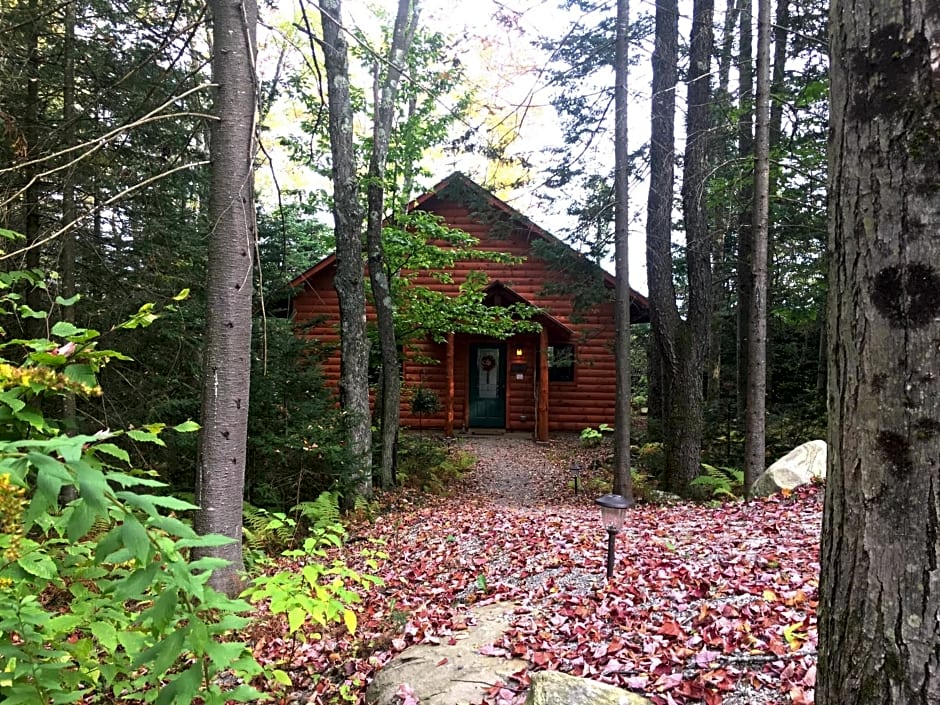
[{"left": 468, "top": 344, "right": 506, "bottom": 428}]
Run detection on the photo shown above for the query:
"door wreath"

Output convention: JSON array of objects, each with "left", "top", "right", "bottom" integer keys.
[{"left": 480, "top": 354, "right": 496, "bottom": 372}]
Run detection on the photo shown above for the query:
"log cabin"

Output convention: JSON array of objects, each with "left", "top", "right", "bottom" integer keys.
[{"left": 288, "top": 172, "right": 649, "bottom": 441}]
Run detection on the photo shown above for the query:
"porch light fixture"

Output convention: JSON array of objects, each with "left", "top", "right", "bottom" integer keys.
[
  {"left": 570, "top": 462, "right": 582, "bottom": 495},
  {"left": 515, "top": 347, "right": 524, "bottom": 357},
  {"left": 595, "top": 493, "right": 631, "bottom": 580}
]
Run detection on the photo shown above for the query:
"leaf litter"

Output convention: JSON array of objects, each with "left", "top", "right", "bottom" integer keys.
[{"left": 251, "top": 435, "right": 821, "bottom": 705}]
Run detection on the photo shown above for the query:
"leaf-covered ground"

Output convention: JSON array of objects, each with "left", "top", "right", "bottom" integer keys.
[{"left": 252, "top": 436, "right": 821, "bottom": 705}]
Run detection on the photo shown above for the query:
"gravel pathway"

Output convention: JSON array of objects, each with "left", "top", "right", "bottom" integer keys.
[
  {"left": 456, "top": 432, "right": 578, "bottom": 507},
  {"left": 449, "top": 433, "right": 785, "bottom": 705}
]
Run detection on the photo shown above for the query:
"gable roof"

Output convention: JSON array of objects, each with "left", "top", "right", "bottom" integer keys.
[
  {"left": 289, "top": 172, "right": 649, "bottom": 321},
  {"left": 483, "top": 280, "right": 575, "bottom": 340}
]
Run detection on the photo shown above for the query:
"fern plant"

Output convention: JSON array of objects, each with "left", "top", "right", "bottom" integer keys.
[
  {"left": 292, "top": 490, "right": 341, "bottom": 532},
  {"left": 691, "top": 463, "right": 744, "bottom": 499}
]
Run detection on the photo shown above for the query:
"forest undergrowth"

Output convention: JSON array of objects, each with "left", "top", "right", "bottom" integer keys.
[{"left": 249, "top": 436, "right": 821, "bottom": 705}]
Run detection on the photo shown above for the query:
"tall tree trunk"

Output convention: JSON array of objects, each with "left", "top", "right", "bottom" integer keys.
[
  {"left": 743, "top": 0, "right": 771, "bottom": 498},
  {"left": 716, "top": 0, "right": 741, "bottom": 97},
  {"left": 24, "top": 0, "right": 43, "bottom": 334},
  {"left": 645, "top": 0, "right": 678, "bottom": 459},
  {"left": 678, "top": 0, "right": 714, "bottom": 492},
  {"left": 706, "top": 0, "right": 744, "bottom": 406},
  {"left": 818, "top": 2, "right": 940, "bottom": 702},
  {"left": 767, "top": 0, "right": 789, "bottom": 152},
  {"left": 612, "top": 0, "right": 633, "bottom": 502},
  {"left": 367, "top": 0, "right": 418, "bottom": 490},
  {"left": 193, "top": 0, "right": 258, "bottom": 596},
  {"left": 735, "top": 0, "right": 754, "bottom": 419},
  {"left": 319, "top": 0, "right": 372, "bottom": 498}
]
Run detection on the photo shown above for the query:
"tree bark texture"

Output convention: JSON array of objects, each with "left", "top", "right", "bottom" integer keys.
[
  {"left": 612, "top": 0, "right": 633, "bottom": 502},
  {"left": 194, "top": 0, "right": 258, "bottom": 596},
  {"left": 768, "top": 0, "right": 790, "bottom": 152},
  {"left": 367, "top": 0, "right": 417, "bottom": 490},
  {"left": 24, "top": 0, "right": 43, "bottom": 335},
  {"left": 735, "top": 0, "right": 754, "bottom": 419},
  {"left": 646, "top": 0, "right": 714, "bottom": 495},
  {"left": 743, "top": 0, "right": 771, "bottom": 497},
  {"left": 819, "top": 1, "right": 940, "bottom": 702},
  {"left": 320, "top": 0, "right": 372, "bottom": 498},
  {"left": 645, "top": 0, "right": 679, "bottom": 458}
]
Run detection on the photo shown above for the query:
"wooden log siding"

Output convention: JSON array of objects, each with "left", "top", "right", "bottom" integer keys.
[{"left": 291, "top": 186, "right": 637, "bottom": 434}]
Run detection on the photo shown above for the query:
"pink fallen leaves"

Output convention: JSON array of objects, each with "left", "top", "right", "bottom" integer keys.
[{"left": 251, "top": 468, "right": 822, "bottom": 705}]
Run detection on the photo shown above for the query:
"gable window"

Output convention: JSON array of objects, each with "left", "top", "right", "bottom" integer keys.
[{"left": 548, "top": 344, "right": 575, "bottom": 382}]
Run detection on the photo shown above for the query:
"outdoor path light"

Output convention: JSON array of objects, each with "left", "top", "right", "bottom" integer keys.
[
  {"left": 595, "top": 493, "right": 631, "bottom": 579},
  {"left": 570, "top": 462, "right": 582, "bottom": 495}
]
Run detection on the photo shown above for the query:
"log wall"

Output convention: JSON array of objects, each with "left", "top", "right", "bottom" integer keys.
[{"left": 291, "top": 196, "right": 622, "bottom": 434}]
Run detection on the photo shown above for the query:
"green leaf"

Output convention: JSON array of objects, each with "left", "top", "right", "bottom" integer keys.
[
  {"left": 54, "top": 293, "right": 81, "bottom": 306},
  {"left": 176, "top": 534, "right": 235, "bottom": 550},
  {"left": 17, "top": 305, "right": 47, "bottom": 319},
  {"left": 137, "top": 494, "right": 198, "bottom": 512},
  {"left": 50, "top": 690, "right": 86, "bottom": 704},
  {"left": 113, "top": 563, "right": 160, "bottom": 601},
  {"left": 48, "top": 613, "right": 84, "bottom": 634},
  {"left": 343, "top": 609, "right": 357, "bottom": 634},
  {"left": 205, "top": 640, "right": 247, "bottom": 671},
  {"left": 120, "top": 516, "right": 151, "bottom": 562},
  {"left": 17, "top": 551, "right": 58, "bottom": 581},
  {"left": 134, "top": 622, "right": 186, "bottom": 672},
  {"left": 90, "top": 621, "right": 119, "bottom": 652},
  {"left": 93, "top": 525, "right": 124, "bottom": 563},
  {"left": 144, "top": 588, "right": 179, "bottom": 632},
  {"left": 66, "top": 501, "right": 100, "bottom": 541},
  {"left": 126, "top": 428, "right": 166, "bottom": 446},
  {"left": 147, "top": 514, "right": 198, "bottom": 539},
  {"left": 0, "top": 390, "right": 26, "bottom": 413},
  {"left": 154, "top": 661, "right": 201, "bottom": 705},
  {"left": 172, "top": 420, "right": 200, "bottom": 433},
  {"left": 91, "top": 443, "right": 130, "bottom": 465},
  {"left": 187, "top": 556, "right": 232, "bottom": 572},
  {"left": 287, "top": 607, "right": 307, "bottom": 633},
  {"left": 172, "top": 289, "right": 190, "bottom": 301},
  {"left": 51, "top": 321, "right": 82, "bottom": 337},
  {"left": 76, "top": 462, "right": 109, "bottom": 512},
  {"left": 13, "top": 406, "right": 46, "bottom": 431},
  {"left": 271, "top": 669, "right": 292, "bottom": 686},
  {"left": 63, "top": 364, "right": 98, "bottom": 389},
  {"left": 219, "top": 685, "right": 266, "bottom": 703}
]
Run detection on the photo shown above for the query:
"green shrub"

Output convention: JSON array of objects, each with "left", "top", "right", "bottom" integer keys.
[
  {"left": 396, "top": 435, "right": 473, "bottom": 494},
  {"left": 0, "top": 274, "right": 264, "bottom": 704},
  {"left": 579, "top": 423, "right": 613, "bottom": 447},
  {"left": 637, "top": 442, "right": 665, "bottom": 478},
  {"left": 409, "top": 386, "right": 441, "bottom": 431}
]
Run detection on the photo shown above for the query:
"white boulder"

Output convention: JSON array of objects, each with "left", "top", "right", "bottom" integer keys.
[{"left": 750, "top": 440, "right": 827, "bottom": 497}]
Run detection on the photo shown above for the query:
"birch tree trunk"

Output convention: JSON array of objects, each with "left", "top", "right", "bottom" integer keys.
[
  {"left": 612, "top": 0, "right": 633, "bottom": 502},
  {"left": 193, "top": 0, "right": 257, "bottom": 596},
  {"left": 818, "top": 1, "right": 940, "bottom": 701},
  {"left": 319, "top": 0, "right": 372, "bottom": 498}
]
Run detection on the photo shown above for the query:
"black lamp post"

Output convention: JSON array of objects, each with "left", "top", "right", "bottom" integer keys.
[
  {"left": 594, "top": 493, "right": 631, "bottom": 579},
  {"left": 570, "top": 462, "right": 582, "bottom": 495}
]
